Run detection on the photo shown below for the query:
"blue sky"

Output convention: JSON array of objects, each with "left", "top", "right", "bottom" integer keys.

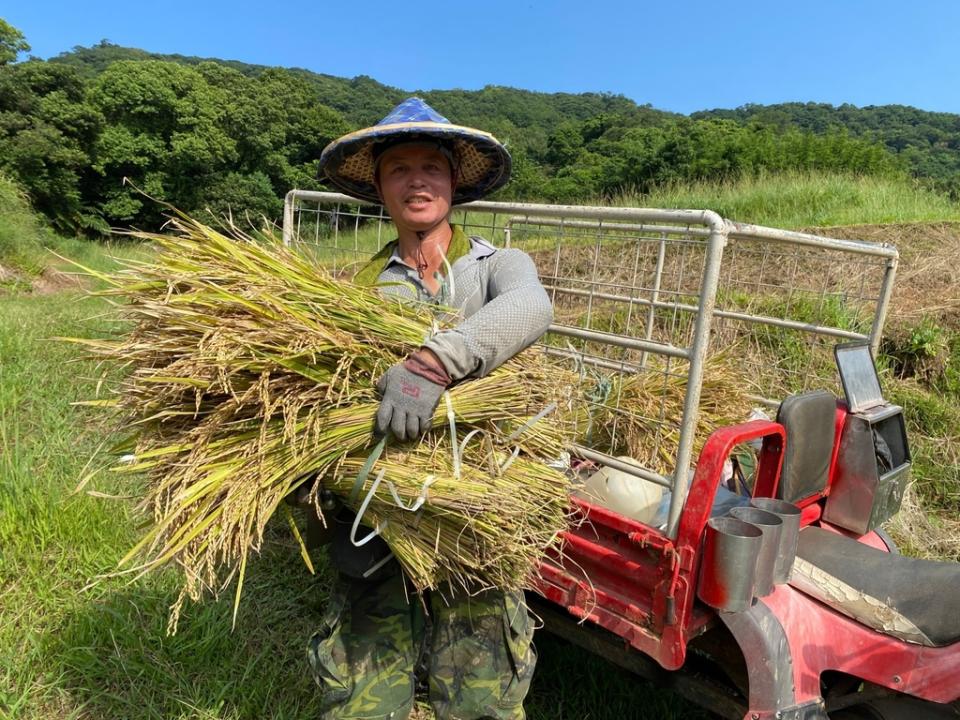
[{"left": 6, "top": 0, "right": 960, "bottom": 115}]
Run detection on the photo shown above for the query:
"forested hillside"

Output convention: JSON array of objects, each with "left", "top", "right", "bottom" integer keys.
[
  {"left": 695, "top": 102, "right": 960, "bottom": 196},
  {"left": 1, "top": 20, "right": 958, "bottom": 234}
]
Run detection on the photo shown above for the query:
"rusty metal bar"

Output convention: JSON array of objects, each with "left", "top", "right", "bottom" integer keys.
[
  {"left": 869, "top": 255, "right": 899, "bottom": 354},
  {"left": 572, "top": 444, "right": 673, "bottom": 489},
  {"left": 726, "top": 221, "right": 899, "bottom": 260},
  {"left": 541, "top": 346, "right": 642, "bottom": 374},
  {"left": 287, "top": 191, "right": 727, "bottom": 230},
  {"left": 282, "top": 190, "right": 296, "bottom": 246},
  {"left": 640, "top": 232, "right": 668, "bottom": 369},
  {"left": 505, "top": 216, "right": 712, "bottom": 239}
]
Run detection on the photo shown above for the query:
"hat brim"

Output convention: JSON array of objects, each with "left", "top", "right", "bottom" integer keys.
[{"left": 319, "top": 122, "right": 512, "bottom": 205}]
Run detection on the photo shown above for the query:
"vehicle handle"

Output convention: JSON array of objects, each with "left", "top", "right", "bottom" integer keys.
[{"left": 674, "top": 420, "right": 786, "bottom": 553}]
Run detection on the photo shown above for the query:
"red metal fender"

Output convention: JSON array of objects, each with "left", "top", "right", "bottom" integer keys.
[
  {"left": 664, "top": 419, "right": 788, "bottom": 667},
  {"left": 761, "top": 583, "right": 960, "bottom": 705}
]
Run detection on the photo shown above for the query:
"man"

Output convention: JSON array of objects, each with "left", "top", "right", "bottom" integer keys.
[{"left": 309, "top": 97, "right": 553, "bottom": 720}]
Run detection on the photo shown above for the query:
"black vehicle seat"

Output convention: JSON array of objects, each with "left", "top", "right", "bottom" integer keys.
[
  {"left": 790, "top": 526, "right": 960, "bottom": 647},
  {"left": 775, "top": 390, "right": 836, "bottom": 503}
]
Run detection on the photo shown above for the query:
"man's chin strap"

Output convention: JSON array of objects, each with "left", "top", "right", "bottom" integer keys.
[
  {"left": 415, "top": 230, "right": 429, "bottom": 279},
  {"left": 414, "top": 216, "right": 453, "bottom": 280}
]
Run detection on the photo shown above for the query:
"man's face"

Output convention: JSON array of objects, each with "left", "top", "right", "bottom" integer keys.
[{"left": 375, "top": 143, "right": 454, "bottom": 233}]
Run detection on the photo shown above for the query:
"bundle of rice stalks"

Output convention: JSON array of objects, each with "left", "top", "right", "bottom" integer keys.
[
  {"left": 567, "top": 357, "right": 753, "bottom": 475},
  {"left": 68, "top": 214, "right": 572, "bottom": 630}
]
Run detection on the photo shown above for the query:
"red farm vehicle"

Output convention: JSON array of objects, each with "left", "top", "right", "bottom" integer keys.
[{"left": 284, "top": 192, "right": 960, "bottom": 719}]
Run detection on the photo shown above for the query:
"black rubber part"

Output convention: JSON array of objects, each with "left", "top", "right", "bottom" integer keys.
[{"left": 798, "top": 526, "right": 960, "bottom": 646}]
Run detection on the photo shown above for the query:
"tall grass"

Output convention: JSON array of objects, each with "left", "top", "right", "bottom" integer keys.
[
  {"left": 0, "top": 175, "right": 50, "bottom": 277},
  {"left": 0, "top": 290, "right": 340, "bottom": 719},
  {"left": 617, "top": 170, "right": 960, "bottom": 228},
  {"left": 0, "top": 174, "right": 150, "bottom": 285}
]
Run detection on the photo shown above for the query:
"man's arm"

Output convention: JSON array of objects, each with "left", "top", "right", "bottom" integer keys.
[{"left": 423, "top": 249, "right": 553, "bottom": 380}]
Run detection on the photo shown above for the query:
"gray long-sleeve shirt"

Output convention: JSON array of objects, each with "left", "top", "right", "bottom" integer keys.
[{"left": 370, "top": 233, "right": 554, "bottom": 380}]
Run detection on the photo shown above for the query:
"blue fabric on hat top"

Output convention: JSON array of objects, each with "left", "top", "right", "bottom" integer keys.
[
  {"left": 319, "top": 97, "right": 511, "bottom": 205},
  {"left": 378, "top": 97, "right": 451, "bottom": 125}
]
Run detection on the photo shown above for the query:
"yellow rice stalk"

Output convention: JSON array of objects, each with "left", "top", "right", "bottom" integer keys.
[
  {"left": 332, "top": 447, "right": 569, "bottom": 593},
  {"left": 70, "top": 212, "right": 755, "bottom": 631}
]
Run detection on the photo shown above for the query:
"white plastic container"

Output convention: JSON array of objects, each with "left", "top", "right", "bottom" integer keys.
[{"left": 576, "top": 457, "right": 664, "bottom": 525}]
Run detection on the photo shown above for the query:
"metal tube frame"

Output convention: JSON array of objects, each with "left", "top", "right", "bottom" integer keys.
[
  {"left": 640, "top": 233, "right": 668, "bottom": 369},
  {"left": 282, "top": 190, "right": 900, "bottom": 541},
  {"left": 540, "top": 284, "right": 872, "bottom": 343}
]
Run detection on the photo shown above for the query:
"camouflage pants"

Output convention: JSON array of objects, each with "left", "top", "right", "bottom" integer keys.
[{"left": 307, "top": 571, "right": 536, "bottom": 720}]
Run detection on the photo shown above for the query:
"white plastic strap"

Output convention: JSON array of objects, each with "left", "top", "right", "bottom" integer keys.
[
  {"left": 458, "top": 427, "right": 486, "bottom": 460},
  {"left": 499, "top": 445, "right": 522, "bottom": 474},
  {"left": 385, "top": 474, "right": 437, "bottom": 513},
  {"left": 444, "top": 391, "right": 460, "bottom": 480},
  {"left": 505, "top": 402, "right": 558, "bottom": 443},
  {"left": 350, "top": 468, "right": 389, "bottom": 547},
  {"left": 362, "top": 552, "right": 395, "bottom": 579},
  {"left": 439, "top": 247, "right": 455, "bottom": 303}
]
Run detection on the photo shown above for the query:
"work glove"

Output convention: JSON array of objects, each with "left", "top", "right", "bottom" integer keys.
[{"left": 375, "top": 350, "right": 451, "bottom": 441}]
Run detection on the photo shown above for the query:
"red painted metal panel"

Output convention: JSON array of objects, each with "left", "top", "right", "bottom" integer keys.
[
  {"left": 761, "top": 584, "right": 960, "bottom": 704},
  {"left": 816, "top": 520, "right": 890, "bottom": 551},
  {"left": 535, "top": 415, "right": 960, "bottom": 708},
  {"left": 535, "top": 420, "right": 787, "bottom": 671}
]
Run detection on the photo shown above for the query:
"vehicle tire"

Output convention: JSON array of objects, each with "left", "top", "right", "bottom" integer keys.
[
  {"left": 830, "top": 708, "right": 875, "bottom": 720},
  {"left": 830, "top": 697, "right": 958, "bottom": 719}
]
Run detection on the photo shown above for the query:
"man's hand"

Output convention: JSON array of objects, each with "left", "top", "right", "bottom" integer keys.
[{"left": 376, "top": 349, "right": 450, "bottom": 441}]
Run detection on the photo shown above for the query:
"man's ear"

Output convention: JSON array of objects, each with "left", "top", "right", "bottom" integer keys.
[{"left": 373, "top": 176, "right": 384, "bottom": 204}]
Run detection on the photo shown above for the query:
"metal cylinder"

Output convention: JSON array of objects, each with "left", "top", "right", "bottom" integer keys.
[
  {"left": 729, "top": 507, "right": 783, "bottom": 597},
  {"left": 749, "top": 498, "right": 801, "bottom": 583},
  {"left": 697, "top": 516, "right": 762, "bottom": 612}
]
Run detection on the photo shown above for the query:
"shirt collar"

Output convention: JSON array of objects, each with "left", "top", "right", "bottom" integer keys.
[
  {"left": 352, "top": 225, "right": 497, "bottom": 287},
  {"left": 385, "top": 225, "right": 493, "bottom": 271}
]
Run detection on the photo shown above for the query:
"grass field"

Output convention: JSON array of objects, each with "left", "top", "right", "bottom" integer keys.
[
  {"left": 3, "top": 171, "right": 959, "bottom": 719},
  {"left": 621, "top": 170, "right": 960, "bottom": 228},
  {"left": 0, "top": 290, "right": 706, "bottom": 719}
]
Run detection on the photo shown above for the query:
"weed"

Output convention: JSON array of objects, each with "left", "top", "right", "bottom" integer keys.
[{"left": 883, "top": 316, "right": 950, "bottom": 383}]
